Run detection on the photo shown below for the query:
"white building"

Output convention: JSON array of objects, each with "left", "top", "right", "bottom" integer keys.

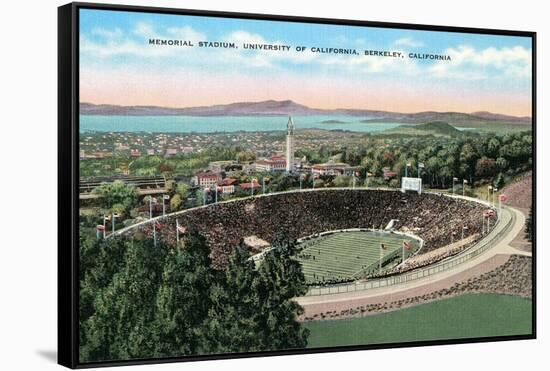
[
  {"left": 285, "top": 116, "right": 295, "bottom": 172},
  {"left": 217, "top": 178, "right": 237, "bottom": 194},
  {"left": 255, "top": 156, "right": 286, "bottom": 172},
  {"left": 193, "top": 170, "right": 221, "bottom": 187},
  {"left": 311, "top": 160, "right": 358, "bottom": 176}
]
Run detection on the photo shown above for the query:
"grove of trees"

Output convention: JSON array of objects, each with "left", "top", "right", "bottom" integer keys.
[{"left": 79, "top": 230, "right": 309, "bottom": 362}]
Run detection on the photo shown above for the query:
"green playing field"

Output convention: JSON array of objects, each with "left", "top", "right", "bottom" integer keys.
[
  {"left": 297, "top": 231, "right": 418, "bottom": 284},
  {"left": 304, "top": 294, "right": 533, "bottom": 347}
]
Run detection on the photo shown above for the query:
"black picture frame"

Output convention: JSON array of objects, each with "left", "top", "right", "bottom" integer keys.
[{"left": 58, "top": 2, "right": 537, "bottom": 368}]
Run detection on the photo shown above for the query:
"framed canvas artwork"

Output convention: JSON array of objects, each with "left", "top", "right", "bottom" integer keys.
[{"left": 58, "top": 2, "right": 536, "bottom": 368}]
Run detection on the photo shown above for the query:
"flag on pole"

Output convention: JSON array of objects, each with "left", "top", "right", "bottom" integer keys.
[
  {"left": 154, "top": 221, "right": 162, "bottom": 230},
  {"left": 463, "top": 179, "right": 468, "bottom": 184},
  {"left": 418, "top": 162, "right": 425, "bottom": 168},
  {"left": 355, "top": 171, "right": 360, "bottom": 177},
  {"left": 453, "top": 177, "right": 459, "bottom": 181},
  {"left": 177, "top": 225, "right": 187, "bottom": 233},
  {"left": 403, "top": 240, "right": 411, "bottom": 250},
  {"left": 499, "top": 194, "right": 508, "bottom": 202}
]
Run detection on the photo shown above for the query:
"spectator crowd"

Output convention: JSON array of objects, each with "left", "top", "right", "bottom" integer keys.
[{"left": 133, "top": 189, "right": 493, "bottom": 270}]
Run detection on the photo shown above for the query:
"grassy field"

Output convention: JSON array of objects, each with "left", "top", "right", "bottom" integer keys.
[
  {"left": 305, "top": 294, "right": 532, "bottom": 348},
  {"left": 297, "top": 231, "right": 418, "bottom": 284}
]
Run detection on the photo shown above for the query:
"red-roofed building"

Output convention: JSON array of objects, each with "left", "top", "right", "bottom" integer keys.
[
  {"left": 130, "top": 149, "right": 141, "bottom": 158},
  {"left": 218, "top": 178, "right": 237, "bottom": 194},
  {"left": 239, "top": 181, "right": 261, "bottom": 190}
]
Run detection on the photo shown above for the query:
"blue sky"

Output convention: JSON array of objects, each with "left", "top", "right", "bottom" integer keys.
[{"left": 79, "top": 8, "right": 533, "bottom": 116}]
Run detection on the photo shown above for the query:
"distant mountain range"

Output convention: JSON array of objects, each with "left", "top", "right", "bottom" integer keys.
[{"left": 80, "top": 100, "right": 531, "bottom": 125}]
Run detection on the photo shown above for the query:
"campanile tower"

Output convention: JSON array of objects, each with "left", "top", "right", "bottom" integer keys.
[{"left": 286, "top": 116, "right": 295, "bottom": 172}]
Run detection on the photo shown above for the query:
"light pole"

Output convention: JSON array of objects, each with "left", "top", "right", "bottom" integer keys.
[
  {"left": 405, "top": 162, "right": 410, "bottom": 178},
  {"left": 176, "top": 219, "right": 180, "bottom": 244},
  {"left": 103, "top": 214, "right": 109, "bottom": 239},
  {"left": 96, "top": 225, "right": 105, "bottom": 240},
  {"left": 251, "top": 178, "right": 257, "bottom": 196},
  {"left": 452, "top": 177, "right": 458, "bottom": 196},
  {"left": 463, "top": 179, "right": 468, "bottom": 197},
  {"left": 162, "top": 194, "right": 170, "bottom": 216},
  {"left": 461, "top": 225, "right": 468, "bottom": 240},
  {"left": 112, "top": 212, "right": 120, "bottom": 235},
  {"left": 366, "top": 171, "right": 369, "bottom": 188},
  {"left": 153, "top": 221, "right": 157, "bottom": 247},
  {"left": 418, "top": 162, "right": 424, "bottom": 179},
  {"left": 148, "top": 196, "right": 154, "bottom": 219},
  {"left": 487, "top": 185, "right": 493, "bottom": 205}
]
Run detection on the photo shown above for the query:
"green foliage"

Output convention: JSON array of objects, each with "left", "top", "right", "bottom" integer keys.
[
  {"left": 79, "top": 230, "right": 309, "bottom": 362},
  {"left": 169, "top": 193, "right": 182, "bottom": 211},
  {"left": 93, "top": 180, "right": 137, "bottom": 217},
  {"left": 175, "top": 183, "right": 190, "bottom": 199},
  {"left": 236, "top": 151, "right": 256, "bottom": 163},
  {"left": 333, "top": 175, "right": 352, "bottom": 188},
  {"left": 493, "top": 172, "right": 505, "bottom": 190}
]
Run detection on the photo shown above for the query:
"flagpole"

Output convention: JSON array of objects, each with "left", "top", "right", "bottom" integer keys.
[
  {"left": 176, "top": 219, "right": 179, "bottom": 244},
  {"left": 153, "top": 221, "right": 157, "bottom": 247},
  {"left": 379, "top": 242, "right": 382, "bottom": 275}
]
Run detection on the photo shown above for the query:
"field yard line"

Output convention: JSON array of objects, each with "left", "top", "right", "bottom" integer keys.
[{"left": 296, "top": 206, "right": 527, "bottom": 306}]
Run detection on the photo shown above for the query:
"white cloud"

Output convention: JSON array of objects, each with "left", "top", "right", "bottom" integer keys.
[
  {"left": 81, "top": 23, "right": 206, "bottom": 59},
  {"left": 394, "top": 37, "right": 424, "bottom": 48},
  {"left": 430, "top": 45, "right": 532, "bottom": 80}
]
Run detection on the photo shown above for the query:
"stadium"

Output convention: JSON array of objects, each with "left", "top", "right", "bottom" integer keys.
[{"left": 116, "top": 188, "right": 498, "bottom": 286}]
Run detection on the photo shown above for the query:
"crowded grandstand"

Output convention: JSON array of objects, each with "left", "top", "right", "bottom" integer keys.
[{"left": 122, "top": 189, "right": 497, "bottom": 279}]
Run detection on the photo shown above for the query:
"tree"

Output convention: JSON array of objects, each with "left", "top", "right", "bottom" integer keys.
[
  {"left": 206, "top": 245, "right": 261, "bottom": 353},
  {"left": 252, "top": 234, "right": 309, "bottom": 350},
  {"left": 80, "top": 237, "right": 166, "bottom": 362},
  {"left": 236, "top": 151, "right": 256, "bottom": 163},
  {"left": 333, "top": 175, "right": 351, "bottom": 188},
  {"left": 475, "top": 157, "right": 496, "bottom": 178},
  {"left": 93, "top": 180, "right": 137, "bottom": 217},
  {"left": 170, "top": 194, "right": 182, "bottom": 211},
  {"left": 493, "top": 172, "right": 505, "bottom": 189},
  {"left": 195, "top": 189, "right": 205, "bottom": 206},
  {"left": 175, "top": 183, "right": 190, "bottom": 199},
  {"left": 153, "top": 231, "right": 215, "bottom": 357}
]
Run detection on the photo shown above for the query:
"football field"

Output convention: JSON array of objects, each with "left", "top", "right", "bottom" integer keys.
[{"left": 297, "top": 231, "right": 419, "bottom": 284}]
